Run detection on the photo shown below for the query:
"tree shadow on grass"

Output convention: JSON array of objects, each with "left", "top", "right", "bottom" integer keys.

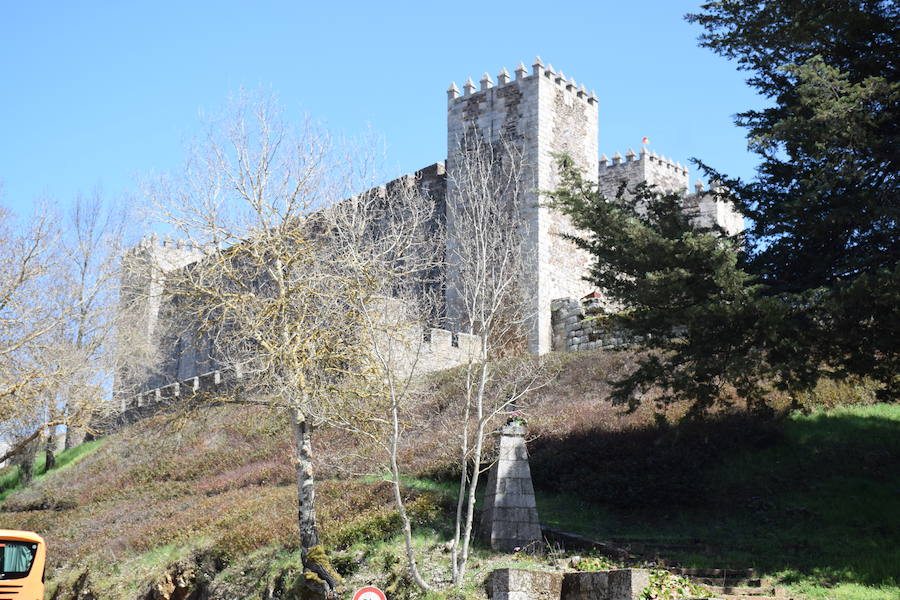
[{"left": 528, "top": 407, "right": 900, "bottom": 586}]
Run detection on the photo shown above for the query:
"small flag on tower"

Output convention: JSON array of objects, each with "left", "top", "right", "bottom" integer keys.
[{"left": 641, "top": 136, "right": 650, "bottom": 145}]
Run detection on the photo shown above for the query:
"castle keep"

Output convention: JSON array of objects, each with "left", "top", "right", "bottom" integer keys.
[{"left": 121, "top": 59, "right": 742, "bottom": 400}]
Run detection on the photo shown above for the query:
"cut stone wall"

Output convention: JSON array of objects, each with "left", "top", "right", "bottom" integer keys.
[
  {"left": 117, "top": 162, "right": 454, "bottom": 397},
  {"left": 446, "top": 59, "right": 597, "bottom": 355},
  {"left": 598, "top": 148, "right": 689, "bottom": 198},
  {"left": 597, "top": 150, "right": 742, "bottom": 238},
  {"left": 550, "top": 297, "right": 637, "bottom": 352},
  {"left": 486, "top": 568, "right": 651, "bottom": 600},
  {"left": 110, "top": 322, "right": 481, "bottom": 430},
  {"left": 117, "top": 238, "right": 207, "bottom": 394},
  {"left": 682, "top": 183, "right": 744, "bottom": 237}
]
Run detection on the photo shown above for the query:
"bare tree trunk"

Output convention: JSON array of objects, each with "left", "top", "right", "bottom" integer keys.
[
  {"left": 292, "top": 407, "right": 320, "bottom": 550},
  {"left": 451, "top": 363, "right": 474, "bottom": 583},
  {"left": 15, "top": 436, "right": 39, "bottom": 486},
  {"left": 0, "top": 428, "right": 42, "bottom": 465},
  {"left": 454, "top": 356, "right": 490, "bottom": 585},
  {"left": 291, "top": 405, "right": 339, "bottom": 597},
  {"left": 44, "top": 424, "right": 57, "bottom": 471},
  {"left": 388, "top": 396, "right": 432, "bottom": 592}
]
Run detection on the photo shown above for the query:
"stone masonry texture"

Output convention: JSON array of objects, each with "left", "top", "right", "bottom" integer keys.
[
  {"left": 480, "top": 424, "right": 543, "bottom": 552},
  {"left": 486, "top": 568, "right": 651, "bottom": 600}
]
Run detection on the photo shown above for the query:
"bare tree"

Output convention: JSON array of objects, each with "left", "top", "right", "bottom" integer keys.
[
  {"left": 141, "top": 94, "right": 387, "bottom": 596},
  {"left": 319, "top": 176, "right": 447, "bottom": 592},
  {"left": 329, "top": 131, "right": 550, "bottom": 592},
  {"left": 445, "top": 130, "right": 550, "bottom": 585},
  {"left": 48, "top": 191, "right": 128, "bottom": 461},
  {"left": 0, "top": 202, "right": 65, "bottom": 466},
  {"left": 0, "top": 191, "right": 126, "bottom": 472}
]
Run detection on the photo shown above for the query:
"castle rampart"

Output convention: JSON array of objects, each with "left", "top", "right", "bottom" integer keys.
[
  {"left": 114, "top": 323, "right": 480, "bottom": 426},
  {"left": 118, "top": 58, "right": 744, "bottom": 411},
  {"left": 598, "top": 146, "right": 690, "bottom": 198},
  {"left": 550, "top": 297, "right": 638, "bottom": 352}
]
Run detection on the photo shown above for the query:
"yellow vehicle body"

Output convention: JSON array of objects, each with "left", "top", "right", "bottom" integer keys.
[{"left": 0, "top": 530, "right": 45, "bottom": 600}]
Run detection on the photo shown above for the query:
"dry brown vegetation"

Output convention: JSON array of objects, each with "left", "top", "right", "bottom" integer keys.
[
  {"left": 3, "top": 347, "right": 882, "bottom": 598},
  {"left": 0, "top": 349, "right": 657, "bottom": 593}
]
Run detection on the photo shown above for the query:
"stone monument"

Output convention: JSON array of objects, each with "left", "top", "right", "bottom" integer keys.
[{"left": 479, "top": 423, "right": 543, "bottom": 552}]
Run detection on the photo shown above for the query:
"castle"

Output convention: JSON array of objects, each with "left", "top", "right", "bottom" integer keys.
[{"left": 119, "top": 58, "right": 742, "bottom": 404}]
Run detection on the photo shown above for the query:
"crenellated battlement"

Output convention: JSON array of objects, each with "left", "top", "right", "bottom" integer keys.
[
  {"left": 598, "top": 146, "right": 689, "bottom": 197},
  {"left": 446, "top": 57, "right": 600, "bottom": 354},
  {"left": 682, "top": 179, "right": 744, "bottom": 236},
  {"left": 109, "top": 322, "right": 482, "bottom": 431},
  {"left": 126, "top": 233, "right": 211, "bottom": 255},
  {"left": 447, "top": 57, "right": 598, "bottom": 108},
  {"left": 599, "top": 147, "right": 688, "bottom": 177}
]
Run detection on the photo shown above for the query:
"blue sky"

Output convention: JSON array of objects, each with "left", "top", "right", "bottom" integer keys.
[{"left": 1, "top": 1, "right": 765, "bottom": 220}]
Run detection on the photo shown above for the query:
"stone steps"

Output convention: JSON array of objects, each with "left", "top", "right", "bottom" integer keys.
[
  {"left": 666, "top": 567, "right": 756, "bottom": 578},
  {"left": 692, "top": 577, "right": 762, "bottom": 587},
  {"left": 540, "top": 529, "right": 793, "bottom": 599},
  {"left": 705, "top": 585, "right": 777, "bottom": 596}
]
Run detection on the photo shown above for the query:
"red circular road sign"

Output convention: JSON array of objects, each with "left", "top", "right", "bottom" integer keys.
[{"left": 352, "top": 586, "right": 386, "bottom": 600}]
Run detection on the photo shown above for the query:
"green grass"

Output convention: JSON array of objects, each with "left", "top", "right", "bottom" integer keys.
[
  {"left": 0, "top": 438, "right": 104, "bottom": 502},
  {"left": 90, "top": 542, "right": 200, "bottom": 599},
  {"left": 361, "top": 473, "right": 461, "bottom": 498},
  {"left": 532, "top": 404, "right": 900, "bottom": 600}
]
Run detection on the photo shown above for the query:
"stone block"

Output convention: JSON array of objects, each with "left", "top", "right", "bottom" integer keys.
[
  {"left": 608, "top": 569, "right": 650, "bottom": 600},
  {"left": 487, "top": 569, "right": 563, "bottom": 600},
  {"left": 499, "top": 444, "right": 527, "bottom": 461},
  {"left": 500, "top": 478, "right": 523, "bottom": 495},
  {"left": 520, "top": 492, "right": 537, "bottom": 508},
  {"left": 506, "top": 568, "right": 532, "bottom": 593},
  {"left": 491, "top": 520, "right": 518, "bottom": 540},
  {"left": 563, "top": 571, "right": 609, "bottom": 600},
  {"left": 511, "top": 507, "right": 533, "bottom": 523},
  {"left": 492, "top": 506, "right": 514, "bottom": 521},
  {"left": 517, "top": 520, "right": 542, "bottom": 541},
  {"left": 497, "top": 458, "right": 530, "bottom": 479}
]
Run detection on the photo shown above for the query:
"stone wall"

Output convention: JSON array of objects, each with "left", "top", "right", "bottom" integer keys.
[
  {"left": 118, "top": 161, "right": 453, "bottom": 397},
  {"left": 117, "top": 237, "right": 207, "bottom": 394},
  {"left": 598, "top": 147, "right": 689, "bottom": 198},
  {"left": 550, "top": 297, "right": 636, "bottom": 352},
  {"left": 682, "top": 181, "right": 744, "bottom": 237},
  {"left": 446, "top": 59, "right": 598, "bottom": 355},
  {"left": 486, "top": 568, "right": 652, "bottom": 600},
  {"left": 111, "top": 323, "right": 480, "bottom": 429},
  {"left": 597, "top": 149, "right": 743, "bottom": 237}
]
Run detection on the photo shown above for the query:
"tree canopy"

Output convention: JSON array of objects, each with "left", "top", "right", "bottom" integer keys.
[{"left": 550, "top": 0, "right": 899, "bottom": 409}]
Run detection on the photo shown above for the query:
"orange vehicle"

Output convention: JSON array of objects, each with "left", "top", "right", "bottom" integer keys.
[{"left": 0, "top": 530, "right": 45, "bottom": 600}]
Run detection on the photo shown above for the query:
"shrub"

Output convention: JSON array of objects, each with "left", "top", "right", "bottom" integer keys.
[
  {"left": 796, "top": 376, "right": 882, "bottom": 412},
  {"left": 641, "top": 569, "right": 711, "bottom": 599}
]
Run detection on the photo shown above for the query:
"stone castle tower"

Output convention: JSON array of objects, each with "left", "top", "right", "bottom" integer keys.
[
  {"left": 443, "top": 58, "right": 740, "bottom": 353},
  {"left": 446, "top": 58, "right": 598, "bottom": 354},
  {"left": 118, "top": 58, "right": 743, "bottom": 399}
]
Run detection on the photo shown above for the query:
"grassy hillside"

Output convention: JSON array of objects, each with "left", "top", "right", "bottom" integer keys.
[
  {"left": 1, "top": 349, "right": 897, "bottom": 600},
  {"left": 529, "top": 404, "right": 900, "bottom": 600},
  {"left": 0, "top": 405, "right": 430, "bottom": 598}
]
